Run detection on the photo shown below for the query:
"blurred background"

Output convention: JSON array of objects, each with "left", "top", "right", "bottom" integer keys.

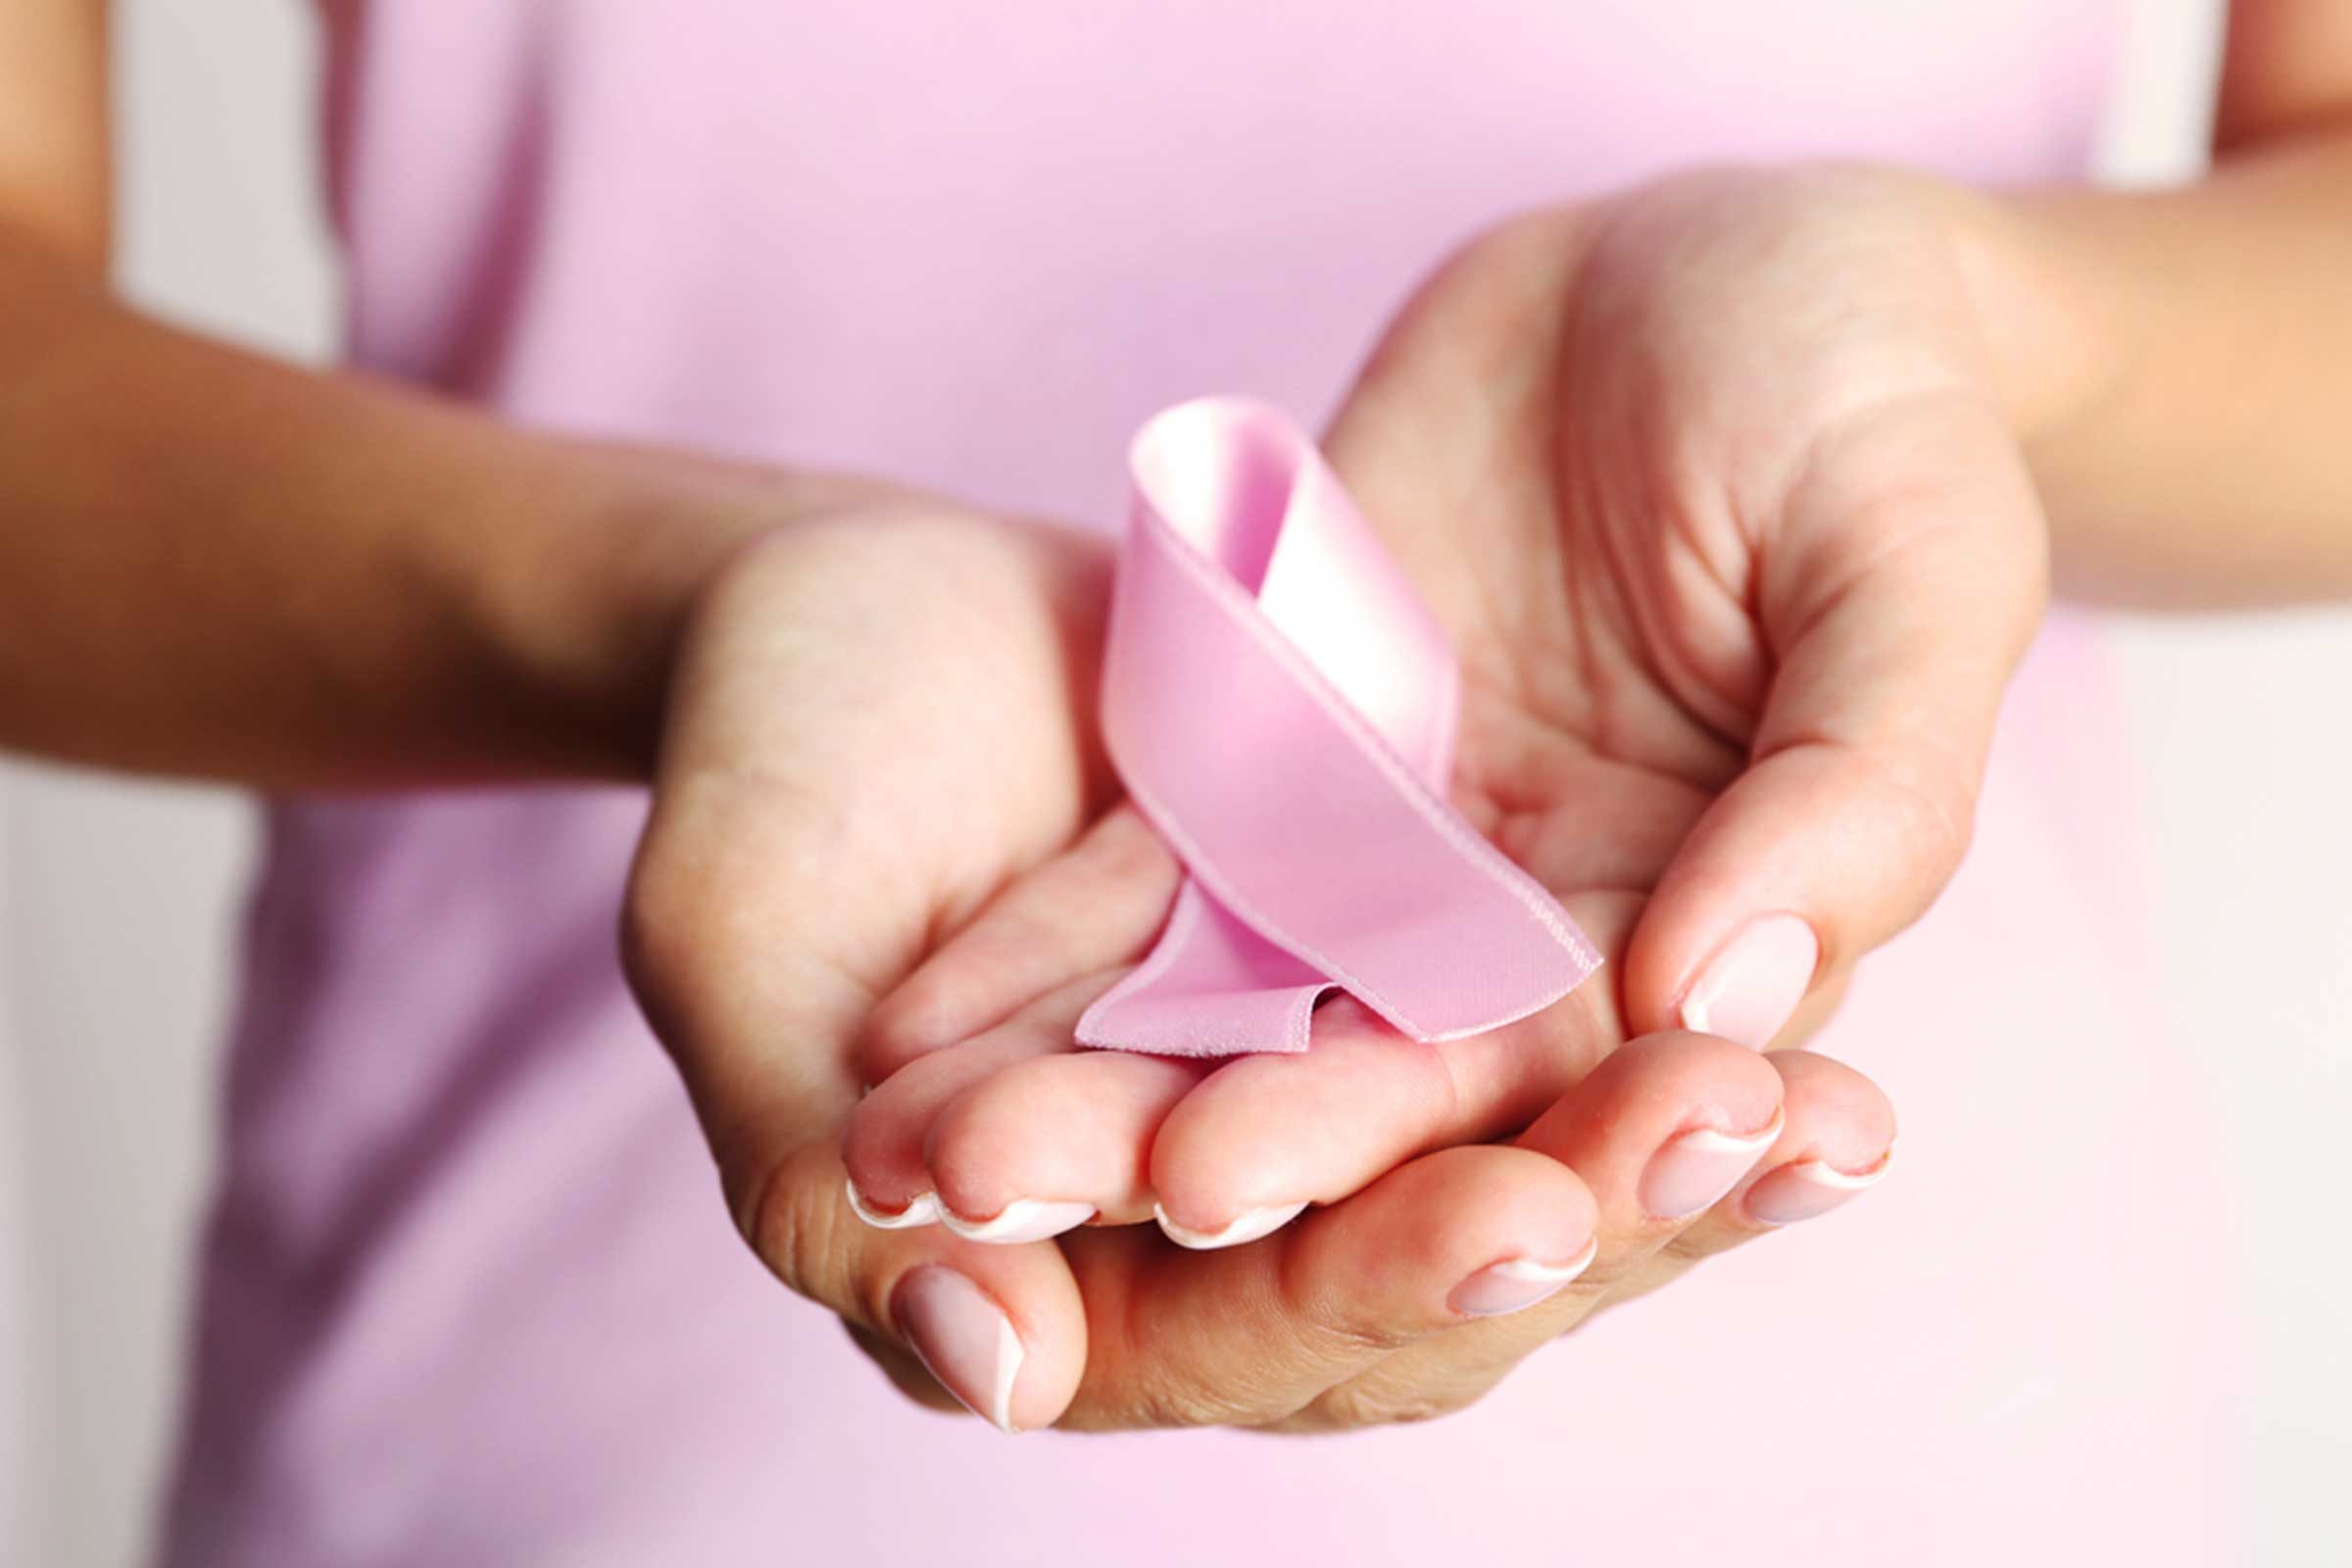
[{"left": 0, "top": 2, "right": 2345, "bottom": 1563}]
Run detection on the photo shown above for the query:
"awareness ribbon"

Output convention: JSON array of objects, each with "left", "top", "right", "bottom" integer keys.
[{"left": 1076, "top": 398, "right": 1601, "bottom": 1058}]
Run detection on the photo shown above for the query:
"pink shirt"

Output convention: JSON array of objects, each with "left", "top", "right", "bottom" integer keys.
[{"left": 159, "top": 3, "right": 2234, "bottom": 1562}]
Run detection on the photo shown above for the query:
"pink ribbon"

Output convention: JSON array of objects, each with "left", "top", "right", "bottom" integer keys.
[{"left": 1076, "top": 398, "right": 1600, "bottom": 1058}]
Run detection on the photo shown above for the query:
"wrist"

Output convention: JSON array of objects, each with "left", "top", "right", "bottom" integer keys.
[
  {"left": 1923, "top": 173, "right": 2137, "bottom": 451},
  {"left": 454, "top": 443, "right": 782, "bottom": 782}
]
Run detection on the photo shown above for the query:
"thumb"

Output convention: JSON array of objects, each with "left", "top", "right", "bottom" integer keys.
[
  {"left": 623, "top": 772, "right": 1091, "bottom": 1436},
  {"left": 729, "top": 1136, "right": 1090, "bottom": 1435},
  {"left": 1624, "top": 396, "right": 2048, "bottom": 1045},
  {"left": 615, "top": 515, "right": 1115, "bottom": 1429}
]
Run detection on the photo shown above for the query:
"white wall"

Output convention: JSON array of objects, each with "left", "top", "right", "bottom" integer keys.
[
  {"left": 0, "top": 6, "right": 332, "bottom": 1566},
  {"left": 2095, "top": 8, "right": 2352, "bottom": 1561},
  {"left": 0, "top": 1, "right": 2345, "bottom": 1564}
]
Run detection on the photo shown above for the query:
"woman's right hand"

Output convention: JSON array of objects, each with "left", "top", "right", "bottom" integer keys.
[{"left": 622, "top": 500, "right": 1893, "bottom": 1433}]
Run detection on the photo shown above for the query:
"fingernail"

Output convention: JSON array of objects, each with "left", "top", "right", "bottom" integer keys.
[
  {"left": 1447, "top": 1238, "right": 1599, "bottom": 1317},
  {"left": 940, "top": 1198, "right": 1097, "bottom": 1245},
  {"left": 1639, "top": 1112, "right": 1785, "bottom": 1220},
  {"left": 1742, "top": 1152, "right": 1890, "bottom": 1226},
  {"left": 894, "top": 1265, "right": 1026, "bottom": 1435},
  {"left": 1678, "top": 913, "right": 1819, "bottom": 1050},
  {"left": 847, "top": 1179, "right": 941, "bottom": 1230},
  {"left": 1153, "top": 1200, "right": 1309, "bottom": 1250}
]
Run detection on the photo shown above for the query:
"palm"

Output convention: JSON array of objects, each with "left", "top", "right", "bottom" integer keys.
[
  {"left": 640, "top": 172, "right": 1974, "bottom": 1433},
  {"left": 1338, "top": 174, "right": 2043, "bottom": 1039},
  {"left": 1330, "top": 208, "right": 1758, "bottom": 976},
  {"left": 849, "top": 172, "right": 2026, "bottom": 1249},
  {"left": 628, "top": 507, "right": 1113, "bottom": 1186},
  {"left": 629, "top": 498, "right": 1860, "bottom": 1439}
]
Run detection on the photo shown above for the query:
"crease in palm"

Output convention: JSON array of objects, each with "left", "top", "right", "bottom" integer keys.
[
  {"left": 840, "top": 237, "right": 1793, "bottom": 1244},
  {"left": 633, "top": 172, "right": 2020, "bottom": 1427}
]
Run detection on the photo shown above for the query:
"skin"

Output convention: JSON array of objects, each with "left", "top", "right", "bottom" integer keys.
[
  {"left": 846, "top": 122, "right": 2352, "bottom": 1265},
  {"left": 2, "top": 0, "right": 2349, "bottom": 1435},
  {"left": 845, "top": 174, "right": 2034, "bottom": 1250},
  {"left": 630, "top": 507, "right": 1895, "bottom": 1431}
]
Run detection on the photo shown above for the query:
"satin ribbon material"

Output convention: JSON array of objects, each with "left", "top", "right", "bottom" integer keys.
[{"left": 1076, "top": 398, "right": 1600, "bottom": 1057}]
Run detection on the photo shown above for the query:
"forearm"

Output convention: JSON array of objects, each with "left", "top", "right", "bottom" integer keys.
[
  {"left": 0, "top": 233, "right": 790, "bottom": 786},
  {"left": 1947, "top": 128, "right": 2352, "bottom": 608}
]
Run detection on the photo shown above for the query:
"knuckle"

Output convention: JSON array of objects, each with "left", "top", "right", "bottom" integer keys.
[
  {"left": 1061, "top": 1279, "right": 1288, "bottom": 1433},
  {"left": 1895, "top": 768, "right": 1978, "bottom": 881},
  {"left": 1840, "top": 732, "right": 1980, "bottom": 884},
  {"left": 1273, "top": 1248, "right": 1418, "bottom": 1362},
  {"left": 1317, "top": 1386, "right": 1445, "bottom": 1430},
  {"left": 1071, "top": 1359, "right": 1258, "bottom": 1433},
  {"left": 1135, "top": 1377, "right": 1255, "bottom": 1432},
  {"left": 1656, "top": 1222, "right": 1749, "bottom": 1269},
  {"left": 1552, "top": 1250, "right": 1644, "bottom": 1308},
  {"left": 741, "top": 1148, "right": 869, "bottom": 1322},
  {"left": 1299, "top": 1374, "right": 1487, "bottom": 1432}
]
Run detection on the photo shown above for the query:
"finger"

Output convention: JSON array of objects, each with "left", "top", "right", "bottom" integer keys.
[
  {"left": 841, "top": 988, "right": 1086, "bottom": 1224},
  {"left": 1145, "top": 892, "right": 1638, "bottom": 1247},
  {"left": 738, "top": 1139, "right": 1089, "bottom": 1434},
  {"left": 1145, "top": 993, "right": 1602, "bottom": 1245},
  {"left": 634, "top": 844, "right": 1093, "bottom": 1436},
  {"left": 859, "top": 807, "right": 1179, "bottom": 1082},
  {"left": 620, "top": 523, "right": 1120, "bottom": 1438},
  {"left": 1510, "top": 1029, "right": 1786, "bottom": 1284},
  {"left": 852, "top": 972, "right": 1213, "bottom": 1239},
  {"left": 1624, "top": 398, "right": 2048, "bottom": 1047},
  {"left": 638, "top": 897, "right": 1093, "bottom": 1436},
  {"left": 1574, "top": 1050, "right": 1893, "bottom": 1328},
  {"left": 1299, "top": 1030, "right": 1787, "bottom": 1416},
  {"left": 923, "top": 1032, "right": 1209, "bottom": 1232},
  {"left": 1058, "top": 1141, "right": 1597, "bottom": 1432},
  {"left": 1658, "top": 1048, "right": 1896, "bottom": 1261}
]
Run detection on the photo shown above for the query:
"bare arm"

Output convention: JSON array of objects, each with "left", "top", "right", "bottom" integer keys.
[
  {"left": 0, "top": 0, "right": 107, "bottom": 263},
  {"left": 0, "top": 0, "right": 794, "bottom": 786},
  {"left": 1955, "top": 0, "right": 2352, "bottom": 606},
  {"left": 5, "top": 2, "right": 2345, "bottom": 792}
]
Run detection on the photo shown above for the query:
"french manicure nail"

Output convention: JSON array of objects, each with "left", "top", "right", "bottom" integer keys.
[
  {"left": 895, "top": 1265, "right": 1026, "bottom": 1435},
  {"left": 1447, "top": 1239, "right": 1600, "bottom": 1317},
  {"left": 847, "top": 1179, "right": 941, "bottom": 1230},
  {"left": 1639, "top": 1113, "right": 1785, "bottom": 1221},
  {"left": 1678, "top": 913, "right": 1820, "bottom": 1050},
  {"left": 940, "top": 1198, "right": 1097, "bottom": 1245},
  {"left": 1742, "top": 1152, "right": 1890, "bottom": 1226},
  {"left": 1153, "top": 1200, "right": 1309, "bottom": 1250}
]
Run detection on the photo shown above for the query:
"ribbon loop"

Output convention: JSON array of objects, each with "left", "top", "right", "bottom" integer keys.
[{"left": 1076, "top": 398, "right": 1599, "bottom": 1057}]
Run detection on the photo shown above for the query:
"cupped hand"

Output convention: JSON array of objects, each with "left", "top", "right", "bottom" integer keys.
[
  {"left": 850, "top": 165, "right": 2032, "bottom": 1248},
  {"left": 622, "top": 492, "right": 1892, "bottom": 1435}
]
